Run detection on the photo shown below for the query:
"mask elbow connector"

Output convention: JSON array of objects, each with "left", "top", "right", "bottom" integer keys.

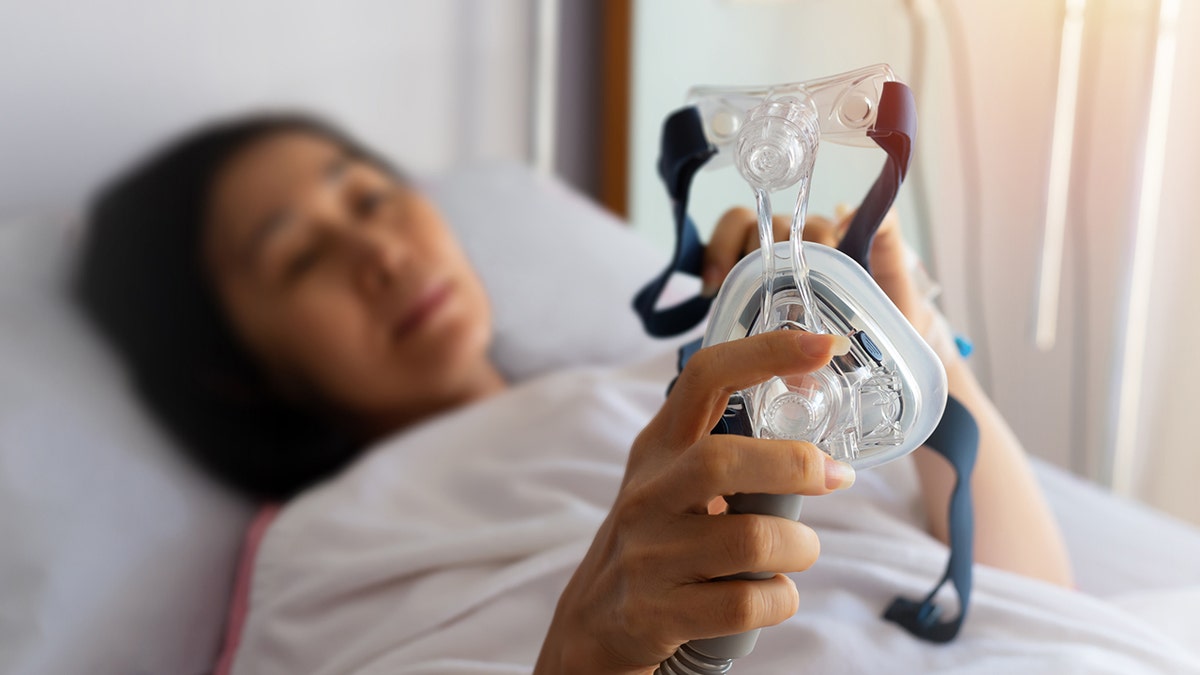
[{"left": 734, "top": 96, "right": 820, "bottom": 193}]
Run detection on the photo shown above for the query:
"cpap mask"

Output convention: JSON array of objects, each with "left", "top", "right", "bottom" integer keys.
[
  {"left": 698, "top": 64, "right": 946, "bottom": 470},
  {"left": 635, "top": 65, "right": 978, "bottom": 675}
]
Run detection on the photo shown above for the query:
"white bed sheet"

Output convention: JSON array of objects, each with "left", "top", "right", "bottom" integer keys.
[
  {"left": 1037, "top": 458, "right": 1200, "bottom": 597},
  {"left": 227, "top": 351, "right": 1200, "bottom": 675}
]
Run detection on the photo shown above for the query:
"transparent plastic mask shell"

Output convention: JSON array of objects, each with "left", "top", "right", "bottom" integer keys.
[{"left": 702, "top": 241, "right": 947, "bottom": 471}]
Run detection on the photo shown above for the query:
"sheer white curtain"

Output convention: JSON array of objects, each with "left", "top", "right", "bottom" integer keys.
[
  {"left": 1128, "top": 0, "right": 1200, "bottom": 524},
  {"left": 926, "top": 0, "right": 1199, "bottom": 524}
]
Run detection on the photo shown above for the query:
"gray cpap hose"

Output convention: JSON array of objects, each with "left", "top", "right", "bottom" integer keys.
[{"left": 657, "top": 644, "right": 735, "bottom": 674}]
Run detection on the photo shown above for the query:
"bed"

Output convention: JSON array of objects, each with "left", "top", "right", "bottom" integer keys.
[{"left": 1, "top": 164, "right": 1198, "bottom": 674}]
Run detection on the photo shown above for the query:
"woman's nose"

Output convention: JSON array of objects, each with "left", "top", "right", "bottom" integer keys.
[
  {"left": 304, "top": 185, "right": 409, "bottom": 297},
  {"left": 347, "top": 228, "right": 407, "bottom": 297}
]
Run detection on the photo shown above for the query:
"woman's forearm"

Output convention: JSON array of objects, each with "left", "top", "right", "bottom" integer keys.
[{"left": 912, "top": 357, "right": 1074, "bottom": 587}]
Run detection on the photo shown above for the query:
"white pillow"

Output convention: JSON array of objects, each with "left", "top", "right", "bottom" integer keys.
[
  {"left": 0, "top": 218, "right": 254, "bottom": 675},
  {"left": 0, "top": 163, "right": 688, "bottom": 675},
  {"left": 423, "top": 162, "right": 696, "bottom": 382}
]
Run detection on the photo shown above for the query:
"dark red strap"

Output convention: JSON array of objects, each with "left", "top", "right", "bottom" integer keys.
[{"left": 837, "top": 81, "right": 917, "bottom": 272}]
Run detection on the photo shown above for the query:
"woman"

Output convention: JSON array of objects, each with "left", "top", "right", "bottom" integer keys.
[{"left": 76, "top": 114, "right": 1071, "bottom": 673}]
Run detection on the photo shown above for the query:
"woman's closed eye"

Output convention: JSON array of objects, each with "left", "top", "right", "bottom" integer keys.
[
  {"left": 274, "top": 193, "right": 398, "bottom": 284},
  {"left": 352, "top": 186, "right": 400, "bottom": 222},
  {"left": 355, "top": 190, "right": 384, "bottom": 219},
  {"left": 284, "top": 243, "right": 325, "bottom": 281}
]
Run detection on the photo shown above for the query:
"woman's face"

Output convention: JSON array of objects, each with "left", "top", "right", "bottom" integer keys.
[{"left": 204, "top": 131, "right": 498, "bottom": 435}]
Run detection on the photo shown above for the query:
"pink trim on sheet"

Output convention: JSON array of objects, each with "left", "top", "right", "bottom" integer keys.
[{"left": 214, "top": 504, "right": 281, "bottom": 675}]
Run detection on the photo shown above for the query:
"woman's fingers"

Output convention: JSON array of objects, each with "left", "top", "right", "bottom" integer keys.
[
  {"left": 704, "top": 207, "right": 756, "bottom": 295},
  {"left": 668, "top": 435, "right": 854, "bottom": 513},
  {"left": 801, "top": 214, "right": 839, "bottom": 246},
  {"left": 835, "top": 202, "right": 909, "bottom": 281},
  {"left": 665, "top": 331, "right": 851, "bottom": 445},
  {"left": 705, "top": 209, "right": 795, "bottom": 296},
  {"left": 735, "top": 213, "right": 794, "bottom": 258},
  {"left": 839, "top": 205, "right": 935, "bottom": 334},
  {"left": 664, "top": 574, "right": 800, "bottom": 643},
  {"left": 668, "top": 512, "right": 822, "bottom": 579},
  {"left": 707, "top": 207, "right": 850, "bottom": 296},
  {"left": 739, "top": 225, "right": 759, "bottom": 259},
  {"left": 866, "top": 208, "right": 909, "bottom": 286},
  {"left": 775, "top": 214, "right": 791, "bottom": 243},
  {"left": 834, "top": 203, "right": 855, "bottom": 238}
]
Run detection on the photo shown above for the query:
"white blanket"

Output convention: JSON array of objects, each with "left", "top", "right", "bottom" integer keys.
[{"left": 229, "top": 353, "right": 1200, "bottom": 674}]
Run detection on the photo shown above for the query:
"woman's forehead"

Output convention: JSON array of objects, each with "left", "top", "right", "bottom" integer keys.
[
  {"left": 205, "top": 131, "right": 344, "bottom": 269},
  {"left": 213, "top": 132, "right": 342, "bottom": 224}
]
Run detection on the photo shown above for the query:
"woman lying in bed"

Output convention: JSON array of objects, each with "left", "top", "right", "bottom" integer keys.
[{"left": 76, "top": 115, "right": 1074, "bottom": 672}]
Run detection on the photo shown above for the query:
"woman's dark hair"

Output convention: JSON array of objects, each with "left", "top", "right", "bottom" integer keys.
[{"left": 74, "top": 113, "right": 392, "bottom": 500}]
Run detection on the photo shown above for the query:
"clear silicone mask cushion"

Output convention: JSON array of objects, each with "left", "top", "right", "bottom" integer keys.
[{"left": 694, "top": 64, "right": 947, "bottom": 470}]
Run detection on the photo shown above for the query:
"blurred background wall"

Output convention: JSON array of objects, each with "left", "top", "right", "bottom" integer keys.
[
  {"left": 1, "top": 0, "right": 1196, "bottom": 524},
  {"left": 0, "top": 1, "right": 539, "bottom": 215}
]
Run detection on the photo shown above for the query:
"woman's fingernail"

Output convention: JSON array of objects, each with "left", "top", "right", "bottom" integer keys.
[
  {"left": 828, "top": 335, "right": 851, "bottom": 355},
  {"left": 798, "top": 333, "right": 851, "bottom": 357},
  {"left": 825, "top": 456, "right": 856, "bottom": 490}
]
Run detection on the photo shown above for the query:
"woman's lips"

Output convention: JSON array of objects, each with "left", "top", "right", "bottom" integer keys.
[{"left": 392, "top": 281, "right": 453, "bottom": 340}]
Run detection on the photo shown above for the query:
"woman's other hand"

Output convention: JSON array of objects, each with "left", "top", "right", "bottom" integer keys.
[
  {"left": 702, "top": 205, "right": 935, "bottom": 337},
  {"left": 535, "top": 330, "right": 855, "bottom": 674},
  {"left": 701, "top": 207, "right": 794, "bottom": 297},
  {"left": 846, "top": 205, "right": 937, "bottom": 338}
]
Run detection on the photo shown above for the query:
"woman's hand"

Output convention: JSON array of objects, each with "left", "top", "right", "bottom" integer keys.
[
  {"left": 703, "top": 206, "right": 935, "bottom": 337},
  {"left": 535, "top": 330, "right": 855, "bottom": 674},
  {"left": 701, "top": 207, "right": 792, "bottom": 297}
]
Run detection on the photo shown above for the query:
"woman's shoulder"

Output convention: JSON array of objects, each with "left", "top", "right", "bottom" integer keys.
[{"left": 267, "top": 350, "right": 678, "bottom": 543}]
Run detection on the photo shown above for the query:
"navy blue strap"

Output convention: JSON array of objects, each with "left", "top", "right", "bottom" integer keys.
[
  {"left": 631, "top": 107, "right": 717, "bottom": 337},
  {"left": 884, "top": 394, "right": 978, "bottom": 642}
]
